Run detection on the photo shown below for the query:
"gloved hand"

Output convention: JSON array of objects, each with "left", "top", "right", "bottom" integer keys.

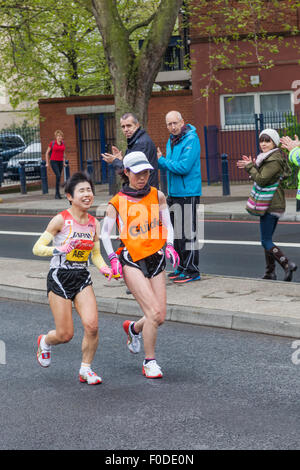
[
  {"left": 109, "top": 254, "right": 123, "bottom": 279},
  {"left": 53, "top": 239, "right": 81, "bottom": 256},
  {"left": 99, "top": 265, "right": 120, "bottom": 281},
  {"left": 165, "top": 243, "right": 180, "bottom": 268}
]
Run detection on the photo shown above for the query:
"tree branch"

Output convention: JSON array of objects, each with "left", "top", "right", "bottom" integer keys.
[{"left": 127, "top": 11, "right": 156, "bottom": 35}]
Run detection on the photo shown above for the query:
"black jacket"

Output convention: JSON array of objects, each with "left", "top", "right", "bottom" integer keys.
[{"left": 112, "top": 127, "right": 159, "bottom": 189}]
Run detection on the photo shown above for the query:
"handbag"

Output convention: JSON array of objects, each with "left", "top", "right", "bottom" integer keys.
[{"left": 246, "top": 180, "right": 280, "bottom": 216}]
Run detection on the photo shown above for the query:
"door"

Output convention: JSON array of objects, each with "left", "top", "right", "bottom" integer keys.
[{"left": 76, "top": 113, "right": 116, "bottom": 184}]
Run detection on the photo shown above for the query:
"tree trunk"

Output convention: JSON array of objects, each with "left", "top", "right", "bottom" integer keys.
[{"left": 91, "top": 0, "right": 183, "bottom": 149}]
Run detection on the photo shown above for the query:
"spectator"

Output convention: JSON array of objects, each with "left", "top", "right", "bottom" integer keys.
[
  {"left": 237, "top": 128, "right": 297, "bottom": 281},
  {"left": 101, "top": 112, "right": 159, "bottom": 189},
  {"left": 45, "top": 130, "right": 67, "bottom": 199},
  {"left": 157, "top": 110, "right": 202, "bottom": 283},
  {"left": 280, "top": 134, "right": 300, "bottom": 211}
]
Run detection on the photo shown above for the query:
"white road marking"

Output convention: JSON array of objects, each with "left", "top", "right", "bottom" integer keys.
[{"left": 0, "top": 231, "right": 299, "bottom": 248}]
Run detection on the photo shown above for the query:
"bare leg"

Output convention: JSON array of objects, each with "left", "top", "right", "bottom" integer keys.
[
  {"left": 123, "top": 267, "right": 166, "bottom": 358},
  {"left": 46, "top": 292, "right": 74, "bottom": 345},
  {"left": 74, "top": 285, "right": 99, "bottom": 365}
]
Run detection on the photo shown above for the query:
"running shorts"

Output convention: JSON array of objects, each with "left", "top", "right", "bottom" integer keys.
[
  {"left": 119, "top": 248, "right": 166, "bottom": 278},
  {"left": 47, "top": 268, "right": 92, "bottom": 300}
]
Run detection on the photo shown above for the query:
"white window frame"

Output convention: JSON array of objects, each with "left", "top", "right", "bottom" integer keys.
[{"left": 220, "top": 91, "right": 294, "bottom": 129}]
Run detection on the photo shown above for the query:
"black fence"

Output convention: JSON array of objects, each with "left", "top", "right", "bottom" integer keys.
[
  {"left": 0, "top": 126, "right": 41, "bottom": 187},
  {"left": 204, "top": 112, "right": 300, "bottom": 187}
]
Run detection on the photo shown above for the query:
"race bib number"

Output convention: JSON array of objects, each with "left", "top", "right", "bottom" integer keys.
[{"left": 66, "top": 239, "right": 94, "bottom": 264}]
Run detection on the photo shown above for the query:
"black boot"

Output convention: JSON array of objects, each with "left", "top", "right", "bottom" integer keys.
[
  {"left": 262, "top": 249, "right": 277, "bottom": 280},
  {"left": 269, "top": 246, "right": 297, "bottom": 282}
]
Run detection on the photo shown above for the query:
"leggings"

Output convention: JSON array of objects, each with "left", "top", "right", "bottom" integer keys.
[
  {"left": 50, "top": 160, "right": 63, "bottom": 195},
  {"left": 260, "top": 212, "right": 279, "bottom": 250}
]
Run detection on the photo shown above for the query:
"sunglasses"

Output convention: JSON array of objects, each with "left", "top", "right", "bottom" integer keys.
[{"left": 259, "top": 137, "right": 272, "bottom": 143}]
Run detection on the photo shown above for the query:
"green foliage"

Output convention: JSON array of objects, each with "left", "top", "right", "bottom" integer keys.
[
  {"left": 0, "top": 0, "right": 174, "bottom": 123},
  {"left": 0, "top": 0, "right": 112, "bottom": 108},
  {"left": 279, "top": 113, "right": 300, "bottom": 189}
]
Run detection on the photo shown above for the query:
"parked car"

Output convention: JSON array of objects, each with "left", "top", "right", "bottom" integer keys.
[
  {"left": 0, "top": 133, "right": 26, "bottom": 174},
  {"left": 6, "top": 142, "right": 42, "bottom": 181}
]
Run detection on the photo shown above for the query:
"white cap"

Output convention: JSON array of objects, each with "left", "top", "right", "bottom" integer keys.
[
  {"left": 259, "top": 129, "right": 280, "bottom": 147},
  {"left": 123, "top": 151, "right": 153, "bottom": 173}
]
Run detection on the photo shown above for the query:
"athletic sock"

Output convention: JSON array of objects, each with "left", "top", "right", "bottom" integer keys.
[
  {"left": 130, "top": 322, "right": 139, "bottom": 336},
  {"left": 80, "top": 362, "right": 91, "bottom": 375},
  {"left": 41, "top": 335, "right": 51, "bottom": 350}
]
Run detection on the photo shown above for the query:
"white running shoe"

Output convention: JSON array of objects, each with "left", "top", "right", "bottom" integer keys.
[
  {"left": 142, "top": 360, "right": 163, "bottom": 379},
  {"left": 79, "top": 369, "right": 102, "bottom": 385},
  {"left": 123, "top": 320, "right": 141, "bottom": 354},
  {"left": 36, "top": 334, "right": 51, "bottom": 368}
]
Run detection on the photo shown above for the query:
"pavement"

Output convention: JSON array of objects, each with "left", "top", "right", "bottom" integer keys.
[{"left": 1, "top": 182, "right": 300, "bottom": 339}]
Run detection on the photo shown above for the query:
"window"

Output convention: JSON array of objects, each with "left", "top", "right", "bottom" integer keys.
[{"left": 220, "top": 92, "right": 293, "bottom": 128}]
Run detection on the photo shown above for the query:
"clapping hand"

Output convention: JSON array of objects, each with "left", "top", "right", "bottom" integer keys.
[
  {"left": 280, "top": 135, "right": 300, "bottom": 152},
  {"left": 157, "top": 147, "right": 163, "bottom": 159},
  {"left": 237, "top": 155, "right": 253, "bottom": 169},
  {"left": 101, "top": 145, "right": 123, "bottom": 163}
]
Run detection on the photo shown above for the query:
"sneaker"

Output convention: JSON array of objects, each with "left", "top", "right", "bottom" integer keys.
[
  {"left": 142, "top": 360, "right": 163, "bottom": 379},
  {"left": 36, "top": 334, "right": 51, "bottom": 368},
  {"left": 123, "top": 320, "right": 141, "bottom": 354},
  {"left": 79, "top": 369, "right": 102, "bottom": 385},
  {"left": 167, "top": 269, "right": 182, "bottom": 280},
  {"left": 173, "top": 273, "right": 201, "bottom": 283}
]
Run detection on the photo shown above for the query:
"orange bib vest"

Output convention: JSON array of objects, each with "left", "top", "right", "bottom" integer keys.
[{"left": 109, "top": 187, "right": 167, "bottom": 262}]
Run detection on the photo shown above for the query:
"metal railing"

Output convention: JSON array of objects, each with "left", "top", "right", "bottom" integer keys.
[
  {"left": 204, "top": 112, "right": 300, "bottom": 186},
  {"left": 0, "top": 126, "right": 41, "bottom": 187}
]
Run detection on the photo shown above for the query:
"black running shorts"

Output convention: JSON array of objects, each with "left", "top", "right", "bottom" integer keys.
[
  {"left": 47, "top": 268, "right": 92, "bottom": 300},
  {"left": 119, "top": 248, "right": 166, "bottom": 278}
]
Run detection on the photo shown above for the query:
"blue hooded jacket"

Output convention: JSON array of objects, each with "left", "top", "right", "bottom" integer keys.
[{"left": 158, "top": 124, "right": 201, "bottom": 197}]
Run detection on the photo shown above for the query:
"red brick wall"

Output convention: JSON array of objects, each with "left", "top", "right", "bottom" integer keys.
[
  {"left": 38, "top": 91, "right": 195, "bottom": 188},
  {"left": 39, "top": 95, "right": 115, "bottom": 188},
  {"left": 190, "top": 35, "right": 300, "bottom": 136},
  {"left": 190, "top": 0, "right": 300, "bottom": 40}
]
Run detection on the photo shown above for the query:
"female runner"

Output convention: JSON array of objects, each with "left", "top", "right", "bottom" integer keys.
[
  {"left": 33, "top": 171, "right": 113, "bottom": 384},
  {"left": 101, "top": 151, "right": 179, "bottom": 379}
]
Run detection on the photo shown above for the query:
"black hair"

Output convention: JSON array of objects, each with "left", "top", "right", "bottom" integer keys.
[{"left": 64, "top": 171, "right": 95, "bottom": 202}]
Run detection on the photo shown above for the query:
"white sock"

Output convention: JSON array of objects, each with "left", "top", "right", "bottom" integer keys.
[
  {"left": 41, "top": 335, "right": 51, "bottom": 350},
  {"left": 80, "top": 362, "right": 91, "bottom": 375}
]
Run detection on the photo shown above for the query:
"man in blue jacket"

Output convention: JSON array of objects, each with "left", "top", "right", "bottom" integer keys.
[{"left": 157, "top": 110, "right": 201, "bottom": 283}]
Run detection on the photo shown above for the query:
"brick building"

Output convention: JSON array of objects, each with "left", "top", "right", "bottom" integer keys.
[
  {"left": 39, "top": 91, "right": 194, "bottom": 188},
  {"left": 39, "top": 1, "right": 300, "bottom": 187}
]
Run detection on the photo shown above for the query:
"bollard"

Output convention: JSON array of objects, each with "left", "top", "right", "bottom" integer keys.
[
  {"left": 159, "top": 168, "right": 168, "bottom": 195},
  {"left": 221, "top": 153, "right": 230, "bottom": 196},
  {"left": 108, "top": 164, "right": 116, "bottom": 195},
  {"left": 19, "top": 161, "right": 27, "bottom": 194},
  {"left": 0, "top": 156, "right": 3, "bottom": 186},
  {"left": 64, "top": 160, "right": 70, "bottom": 181},
  {"left": 87, "top": 159, "right": 93, "bottom": 176},
  {"left": 40, "top": 161, "right": 48, "bottom": 194}
]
